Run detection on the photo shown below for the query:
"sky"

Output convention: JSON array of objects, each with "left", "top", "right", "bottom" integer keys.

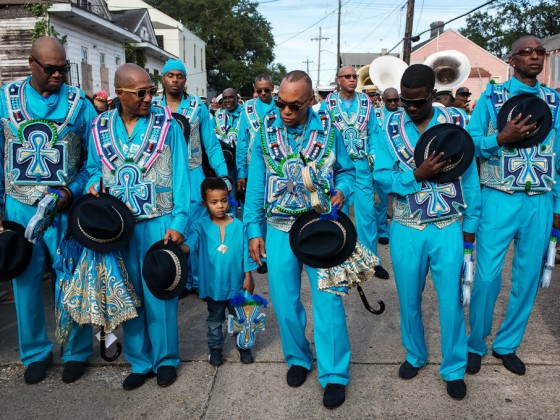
[{"left": 256, "top": 0, "right": 493, "bottom": 86}]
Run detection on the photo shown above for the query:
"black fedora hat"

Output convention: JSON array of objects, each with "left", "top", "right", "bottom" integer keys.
[
  {"left": 414, "top": 123, "right": 475, "bottom": 183},
  {"left": 68, "top": 192, "right": 135, "bottom": 253},
  {"left": 219, "top": 140, "right": 236, "bottom": 171},
  {"left": 289, "top": 211, "right": 357, "bottom": 269},
  {"left": 172, "top": 113, "right": 190, "bottom": 146},
  {"left": 142, "top": 240, "right": 188, "bottom": 300},
  {"left": 497, "top": 94, "right": 552, "bottom": 148},
  {"left": 0, "top": 221, "right": 33, "bottom": 282}
]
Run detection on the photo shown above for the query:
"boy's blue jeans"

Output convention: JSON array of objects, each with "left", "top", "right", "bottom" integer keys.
[{"left": 205, "top": 298, "right": 234, "bottom": 349}]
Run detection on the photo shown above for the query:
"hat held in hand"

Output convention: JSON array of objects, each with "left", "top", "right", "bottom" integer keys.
[
  {"left": 497, "top": 93, "right": 552, "bottom": 148},
  {"left": 289, "top": 211, "right": 357, "bottom": 269},
  {"left": 68, "top": 192, "right": 135, "bottom": 253},
  {"left": 414, "top": 123, "right": 475, "bottom": 183},
  {"left": 0, "top": 221, "right": 33, "bottom": 282},
  {"left": 142, "top": 240, "right": 188, "bottom": 300}
]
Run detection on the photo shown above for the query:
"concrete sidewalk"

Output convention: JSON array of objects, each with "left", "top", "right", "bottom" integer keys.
[{"left": 0, "top": 242, "right": 559, "bottom": 419}]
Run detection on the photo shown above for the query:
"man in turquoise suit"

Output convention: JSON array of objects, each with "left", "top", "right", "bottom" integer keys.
[
  {"left": 244, "top": 70, "right": 355, "bottom": 409},
  {"left": 466, "top": 35, "right": 560, "bottom": 376},
  {"left": 87, "top": 64, "right": 191, "bottom": 390},
  {"left": 0, "top": 36, "right": 96, "bottom": 385}
]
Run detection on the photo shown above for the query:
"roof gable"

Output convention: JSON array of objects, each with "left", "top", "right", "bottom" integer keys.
[{"left": 111, "top": 8, "right": 157, "bottom": 44}]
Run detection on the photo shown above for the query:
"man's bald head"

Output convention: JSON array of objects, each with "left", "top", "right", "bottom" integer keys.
[
  {"left": 222, "top": 87, "right": 238, "bottom": 111},
  {"left": 114, "top": 63, "right": 151, "bottom": 89},
  {"left": 29, "top": 37, "right": 68, "bottom": 95},
  {"left": 30, "top": 36, "right": 66, "bottom": 61},
  {"left": 337, "top": 65, "right": 355, "bottom": 78},
  {"left": 383, "top": 88, "right": 398, "bottom": 98}
]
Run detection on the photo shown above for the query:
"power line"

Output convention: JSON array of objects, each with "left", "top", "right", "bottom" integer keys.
[{"left": 387, "top": 0, "right": 499, "bottom": 53}]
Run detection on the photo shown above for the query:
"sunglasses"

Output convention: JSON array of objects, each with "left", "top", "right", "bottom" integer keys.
[
  {"left": 513, "top": 47, "right": 546, "bottom": 57},
  {"left": 385, "top": 98, "right": 400, "bottom": 103},
  {"left": 399, "top": 93, "right": 433, "bottom": 108},
  {"left": 118, "top": 86, "right": 158, "bottom": 98},
  {"left": 275, "top": 96, "right": 310, "bottom": 112},
  {"left": 338, "top": 74, "right": 358, "bottom": 80},
  {"left": 31, "top": 55, "right": 71, "bottom": 75},
  {"left": 256, "top": 88, "right": 271, "bottom": 94}
]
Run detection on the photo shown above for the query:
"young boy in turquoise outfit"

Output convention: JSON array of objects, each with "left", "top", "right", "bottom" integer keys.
[{"left": 183, "top": 177, "right": 257, "bottom": 365}]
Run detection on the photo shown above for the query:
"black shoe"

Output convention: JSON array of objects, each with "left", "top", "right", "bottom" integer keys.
[
  {"left": 286, "top": 365, "right": 310, "bottom": 387},
  {"left": 238, "top": 348, "right": 254, "bottom": 364},
  {"left": 446, "top": 379, "right": 467, "bottom": 400},
  {"left": 466, "top": 352, "right": 482, "bottom": 374},
  {"left": 378, "top": 237, "right": 389, "bottom": 245},
  {"left": 374, "top": 265, "right": 390, "bottom": 279},
  {"left": 323, "top": 383, "right": 346, "bottom": 409},
  {"left": 157, "top": 366, "right": 177, "bottom": 387},
  {"left": 256, "top": 262, "right": 268, "bottom": 274},
  {"left": 209, "top": 349, "right": 223, "bottom": 366},
  {"left": 122, "top": 372, "right": 155, "bottom": 390},
  {"left": 398, "top": 361, "right": 419, "bottom": 380},
  {"left": 492, "top": 351, "right": 526, "bottom": 375},
  {"left": 62, "top": 361, "right": 87, "bottom": 384},
  {"left": 24, "top": 353, "right": 53, "bottom": 384}
]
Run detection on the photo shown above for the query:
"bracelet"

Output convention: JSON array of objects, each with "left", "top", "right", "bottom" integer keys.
[{"left": 59, "top": 186, "right": 73, "bottom": 205}]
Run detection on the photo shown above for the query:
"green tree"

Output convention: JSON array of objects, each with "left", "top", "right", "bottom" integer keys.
[
  {"left": 459, "top": 0, "right": 560, "bottom": 57},
  {"left": 146, "top": 0, "right": 285, "bottom": 97}
]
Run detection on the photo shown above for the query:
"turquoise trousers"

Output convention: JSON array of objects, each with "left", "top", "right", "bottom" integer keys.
[
  {"left": 6, "top": 195, "right": 92, "bottom": 366},
  {"left": 468, "top": 187, "right": 552, "bottom": 356},
  {"left": 390, "top": 220, "right": 467, "bottom": 381},
  {"left": 266, "top": 226, "right": 350, "bottom": 387}
]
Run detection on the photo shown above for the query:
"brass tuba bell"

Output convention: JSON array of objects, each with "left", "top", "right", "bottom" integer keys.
[{"left": 423, "top": 50, "right": 471, "bottom": 90}]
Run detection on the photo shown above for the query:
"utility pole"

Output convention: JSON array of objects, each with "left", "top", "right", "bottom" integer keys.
[
  {"left": 402, "top": 0, "right": 415, "bottom": 65},
  {"left": 337, "top": 0, "right": 341, "bottom": 70},
  {"left": 311, "top": 27, "right": 329, "bottom": 86},
  {"left": 302, "top": 58, "right": 314, "bottom": 74}
]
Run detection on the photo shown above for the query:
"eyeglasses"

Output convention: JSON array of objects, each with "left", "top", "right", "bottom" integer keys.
[
  {"left": 31, "top": 55, "right": 71, "bottom": 75},
  {"left": 385, "top": 98, "right": 400, "bottom": 103},
  {"left": 117, "top": 86, "right": 158, "bottom": 98},
  {"left": 338, "top": 74, "right": 358, "bottom": 80},
  {"left": 513, "top": 47, "right": 546, "bottom": 57},
  {"left": 256, "top": 88, "right": 271, "bottom": 94},
  {"left": 275, "top": 96, "right": 310, "bottom": 112},
  {"left": 399, "top": 93, "right": 433, "bottom": 108}
]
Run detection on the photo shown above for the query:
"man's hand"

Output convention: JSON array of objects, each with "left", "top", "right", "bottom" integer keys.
[
  {"left": 249, "top": 237, "right": 266, "bottom": 266},
  {"left": 496, "top": 113, "right": 538, "bottom": 146},
  {"left": 553, "top": 213, "right": 560, "bottom": 230},
  {"left": 242, "top": 272, "right": 255, "bottom": 294},
  {"left": 87, "top": 182, "right": 105, "bottom": 198},
  {"left": 330, "top": 189, "right": 344, "bottom": 209},
  {"left": 56, "top": 188, "right": 71, "bottom": 212},
  {"left": 237, "top": 178, "right": 247, "bottom": 191},
  {"left": 463, "top": 232, "right": 475, "bottom": 244},
  {"left": 164, "top": 229, "right": 184, "bottom": 246},
  {"left": 413, "top": 151, "right": 451, "bottom": 182}
]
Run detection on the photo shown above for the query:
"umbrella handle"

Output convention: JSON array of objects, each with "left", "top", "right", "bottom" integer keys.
[{"left": 100, "top": 327, "right": 122, "bottom": 362}]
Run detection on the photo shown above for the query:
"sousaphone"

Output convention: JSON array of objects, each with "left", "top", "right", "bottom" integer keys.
[
  {"left": 423, "top": 50, "right": 471, "bottom": 90},
  {"left": 368, "top": 55, "right": 409, "bottom": 93}
]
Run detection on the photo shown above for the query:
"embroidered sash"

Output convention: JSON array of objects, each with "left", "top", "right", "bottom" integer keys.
[
  {"left": 92, "top": 106, "right": 174, "bottom": 220},
  {"left": 154, "top": 94, "right": 203, "bottom": 169},
  {"left": 214, "top": 109, "right": 241, "bottom": 147},
  {"left": 326, "top": 92, "right": 371, "bottom": 159},
  {"left": 261, "top": 110, "right": 335, "bottom": 231},
  {"left": 3, "top": 80, "right": 84, "bottom": 205},
  {"left": 480, "top": 84, "right": 557, "bottom": 194},
  {"left": 385, "top": 109, "right": 467, "bottom": 228}
]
